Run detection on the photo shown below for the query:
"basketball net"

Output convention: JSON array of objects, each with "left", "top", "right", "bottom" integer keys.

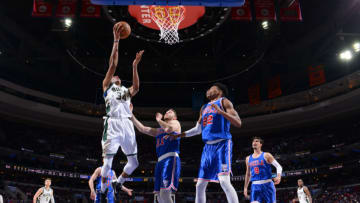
[{"left": 150, "top": 6, "right": 185, "bottom": 45}]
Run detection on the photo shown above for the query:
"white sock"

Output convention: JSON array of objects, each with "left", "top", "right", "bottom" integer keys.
[
  {"left": 219, "top": 175, "right": 239, "bottom": 203},
  {"left": 117, "top": 175, "right": 126, "bottom": 184},
  {"left": 160, "top": 190, "right": 173, "bottom": 203},
  {"left": 100, "top": 156, "right": 113, "bottom": 193},
  {"left": 195, "top": 179, "right": 208, "bottom": 203}
]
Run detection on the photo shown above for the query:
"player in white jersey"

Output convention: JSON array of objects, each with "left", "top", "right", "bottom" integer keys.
[
  {"left": 100, "top": 23, "right": 144, "bottom": 202},
  {"left": 292, "top": 179, "right": 312, "bottom": 203},
  {"left": 33, "top": 178, "right": 55, "bottom": 203}
]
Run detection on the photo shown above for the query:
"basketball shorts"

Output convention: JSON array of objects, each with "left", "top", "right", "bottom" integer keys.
[
  {"left": 198, "top": 139, "right": 232, "bottom": 182},
  {"left": 102, "top": 117, "right": 137, "bottom": 157},
  {"left": 251, "top": 181, "right": 276, "bottom": 203},
  {"left": 95, "top": 190, "right": 114, "bottom": 203},
  {"left": 154, "top": 156, "right": 181, "bottom": 192}
]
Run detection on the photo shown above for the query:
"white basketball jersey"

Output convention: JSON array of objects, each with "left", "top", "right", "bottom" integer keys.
[
  {"left": 38, "top": 187, "right": 53, "bottom": 203},
  {"left": 104, "top": 84, "right": 132, "bottom": 118},
  {"left": 297, "top": 187, "right": 309, "bottom": 203}
]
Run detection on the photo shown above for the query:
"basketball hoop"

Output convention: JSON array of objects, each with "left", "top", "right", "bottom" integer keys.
[{"left": 150, "top": 6, "right": 186, "bottom": 45}]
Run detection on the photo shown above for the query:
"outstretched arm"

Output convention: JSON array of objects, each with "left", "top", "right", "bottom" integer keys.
[
  {"left": 129, "top": 50, "right": 144, "bottom": 97},
  {"left": 244, "top": 156, "right": 251, "bottom": 199},
  {"left": 211, "top": 98, "right": 242, "bottom": 128},
  {"left": 88, "top": 167, "right": 101, "bottom": 200},
  {"left": 265, "top": 152, "right": 283, "bottom": 185},
  {"left": 171, "top": 107, "right": 203, "bottom": 139},
  {"left": 33, "top": 188, "right": 43, "bottom": 203},
  {"left": 103, "top": 24, "right": 122, "bottom": 92},
  {"left": 304, "top": 186, "right": 312, "bottom": 203},
  {"left": 131, "top": 115, "right": 160, "bottom": 137}
]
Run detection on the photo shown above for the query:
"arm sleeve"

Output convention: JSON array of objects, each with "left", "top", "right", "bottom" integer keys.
[
  {"left": 271, "top": 159, "right": 283, "bottom": 176},
  {"left": 184, "top": 122, "right": 202, "bottom": 137}
]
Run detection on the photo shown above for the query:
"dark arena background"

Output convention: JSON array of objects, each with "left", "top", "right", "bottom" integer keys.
[{"left": 1, "top": 0, "right": 360, "bottom": 202}]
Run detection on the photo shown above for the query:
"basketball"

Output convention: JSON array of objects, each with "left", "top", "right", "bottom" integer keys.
[{"left": 115, "top": 21, "right": 131, "bottom": 39}]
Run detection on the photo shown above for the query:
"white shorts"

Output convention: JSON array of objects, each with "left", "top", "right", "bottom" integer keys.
[{"left": 101, "top": 117, "right": 137, "bottom": 157}]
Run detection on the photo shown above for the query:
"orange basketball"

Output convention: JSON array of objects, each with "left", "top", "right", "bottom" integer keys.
[{"left": 115, "top": 21, "right": 131, "bottom": 39}]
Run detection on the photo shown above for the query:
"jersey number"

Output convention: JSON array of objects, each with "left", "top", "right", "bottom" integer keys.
[
  {"left": 156, "top": 137, "right": 166, "bottom": 148},
  {"left": 202, "top": 115, "right": 213, "bottom": 127},
  {"left": 254, "top": 167, "right": 260, "bottom": 174}
]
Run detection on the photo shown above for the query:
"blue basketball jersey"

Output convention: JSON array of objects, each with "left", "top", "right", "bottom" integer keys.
[
  {"left": 95, "top": 169, "right": 114, "bottom": 192},
  {"left": 156, "top": 129, "right": 180, "bottom": 158},
  {"left": 249, "top": 152, "right": 272, "bottom": 181},
  {"left": 201, "top": 98, "right": 232, "bottom": 142}
]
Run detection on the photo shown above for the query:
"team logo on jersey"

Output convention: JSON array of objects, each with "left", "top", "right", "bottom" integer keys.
[
  {"left": 163, "top": 180, "right": 169, "bottom": 187},
  {"left": 221, "top": 164, "right": 228, "bottom": 172}
]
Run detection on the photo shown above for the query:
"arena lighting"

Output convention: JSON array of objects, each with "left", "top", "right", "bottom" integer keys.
[
  {"left": 339, "top": 50, "right": 353, "bottom": 61},
  {"left": 353, "top": 42, "right": 360, "bottom": 53},
  {"left": 262, "top": 21, "right": 269, "bottom": 30},
  {"left": 64, "top": 18, "right": 72, "bottom": 28}
]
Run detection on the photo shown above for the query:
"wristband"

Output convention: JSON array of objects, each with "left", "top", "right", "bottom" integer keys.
[{"left": 114, "top": 40, "right": 119, "bottom": 43}]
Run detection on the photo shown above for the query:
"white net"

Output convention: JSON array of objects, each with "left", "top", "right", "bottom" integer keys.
[{"left": 150, "top": 6, "right": 185, "bottom": 45}]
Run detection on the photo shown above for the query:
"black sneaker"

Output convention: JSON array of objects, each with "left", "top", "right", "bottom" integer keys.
[
  {"left": 111, "top": 180, "right": 122, "bottom": 194},
  {"left": 100, "top": 188, "right": 108, "bottom": 203}
]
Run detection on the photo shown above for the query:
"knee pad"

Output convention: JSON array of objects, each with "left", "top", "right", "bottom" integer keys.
[{"left": 123, "top": 155, "right": 139, "bottom": 175}]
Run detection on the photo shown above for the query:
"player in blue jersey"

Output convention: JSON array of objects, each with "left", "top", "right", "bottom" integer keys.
[
  {"left": 244, "top": 137, "right": 283, "bottom": 203},
  {"left": 88, "top": 166, "right": 133, "bottom": 203},
  {"left": 170, "top": 83, "right": 242, "bottom": 203},
  {"left": 131, "top": 109, "right": 181, "bottom": 203}
]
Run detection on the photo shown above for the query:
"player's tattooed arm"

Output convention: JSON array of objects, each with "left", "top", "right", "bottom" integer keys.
[
  {"left": 131, "top": 114, "right": 159, "bottom": 137},
  {"left": 88, "top": 167, "right": 101, "bottom": 200},
  {"left": 129, "top": 50, "right": 144, "bottom": 97},
  {"left": 211, "top": 98, "right": 242, "bottom": 128},
  {"left": 304, "top": 186, "right": 312, "bottom": 203},
  {"left": 243, "top": 156, "right": 251, "bottom": 199},
  {"left": 103, "top": 24, "right": 122, "bottom": 92},
  {"left": 33, "top": 187, "right": 44, "bottom": 203}
]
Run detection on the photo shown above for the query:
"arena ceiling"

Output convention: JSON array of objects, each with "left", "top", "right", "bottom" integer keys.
[{"left": 0, "top": 0, "right": 360, "bottom": 107}]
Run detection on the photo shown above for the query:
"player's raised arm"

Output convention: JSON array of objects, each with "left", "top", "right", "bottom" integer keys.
[
  {"left": 131, "top": 115, "right": 159, "bottom": 137},
  {"left": 304, "top": 186, "right": 312, "bottom": 203},
  {"left": 264, "top": 152, "right": 283, "bottom": 185},
  {"left": 211, "top": 98, "right": 242, "bottom": 128},
  {"left": 103, "top": 24, "right": 122, "bottom": 92},
  {"left": 155, "top": 113, "right": 181, "bottom": 133},
  {"left": 88, "top": 167, "right": 101, "bottom": 200},
  {"left": 243, "top": 156, "right": 251, "bottom": 199},
  {"left": 33, "top": 187, "right": 43, "bottom": 203},
  {"left": 129, "top": 50, "right": 144, "bottom": 97}
]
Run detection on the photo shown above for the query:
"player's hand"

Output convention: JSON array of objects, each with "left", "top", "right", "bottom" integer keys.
[
  {"left": 121, "top": 185, "right": 133, "bottom": 196},
  {"left": 113, "top": 23, "right": 123, "bottom": 41},
  {"left": 133, "top": 50, "right": 144, "bottom": 67},
  {"left": 243, "top": 188, "right": 249, "bottom": 199},
  {"left": 273, "top": 176, "right": 281, "bottom": 185},
  {"left": 90, "top": 190, "right": 96, "bottom": 200},
  {"left": 211, "top": 103, "right": 223, "bottom": 114},
  {"left": 155, "top": 113, "right": 163, "bottom": 122}
]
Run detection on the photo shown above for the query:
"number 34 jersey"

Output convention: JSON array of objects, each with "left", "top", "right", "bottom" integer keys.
[{"left": 104, "top": 83, "right": 132, "bottom": 118}]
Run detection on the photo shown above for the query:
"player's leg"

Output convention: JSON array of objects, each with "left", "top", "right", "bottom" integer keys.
[
  {"left": 196, "top": 144, "right": 217, "bottom": 203},
  {"left": 250, "top": 184, "right": 262, "bottom": 203},
  {"left": 217, "top": 140, "right": 238, "bottom": 203},
  {"left": 262, "top": 182, "right": 276, "bottom": 203},
  {"left": 159, "top": 156, "right": 180, "bottom": 203},
  {"left": 195, "top": 179, "right": 208, "bottom": 203},
  {"left": 218, "top": 175, "right": 238, "bottom": 203},
  {"left": 117, "top": 119, "right": 139, "bottom": 185},
  {"left": 100, "top": 155, "right": 114, "bottom": 192}
]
